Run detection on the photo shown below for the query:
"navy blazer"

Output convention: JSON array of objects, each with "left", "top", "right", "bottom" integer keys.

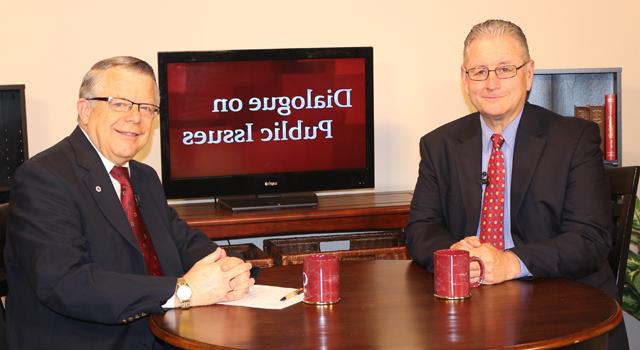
[
  {"left": 405, "top": 103, "right": 616, "bottom": 295},
  {"left": 4, "top": 127, "right": 217, "bottom": 349}
]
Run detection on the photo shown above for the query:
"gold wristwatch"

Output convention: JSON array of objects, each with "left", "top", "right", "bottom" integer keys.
[{"left": 175, "top": 277, "right": 192, "bottom": 309}]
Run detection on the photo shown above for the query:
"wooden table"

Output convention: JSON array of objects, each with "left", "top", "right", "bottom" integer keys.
[
  {"left": 171, "top": 191, "right": 412, "bottom": 239},
  {"left": 149, "top": 260, "right": 621, "bottom": 349}
]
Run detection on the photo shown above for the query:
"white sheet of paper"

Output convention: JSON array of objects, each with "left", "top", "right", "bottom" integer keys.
[{"left": 217, "top": 285, "right": 304, "bottom": 309}]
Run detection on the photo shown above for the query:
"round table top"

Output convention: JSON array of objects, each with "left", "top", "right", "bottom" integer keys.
[{"left": 150, "top": 260, "right": 621, "bottom": 349}]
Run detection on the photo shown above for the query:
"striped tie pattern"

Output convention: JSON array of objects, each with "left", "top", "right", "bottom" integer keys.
[{"left": 111, "top": 166, "right": 164, "bottom": 276}]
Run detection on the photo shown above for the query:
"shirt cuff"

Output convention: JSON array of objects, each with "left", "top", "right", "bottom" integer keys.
[
  {"left": 515, "top": 255, "right": 532, "bottom": 278},
  {"left": 162, "top": 295, "right": 176, "bottom": 309}
]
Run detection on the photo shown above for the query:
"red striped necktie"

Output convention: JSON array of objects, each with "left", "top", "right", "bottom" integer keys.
[{"left": 110, "top": 166, "right": 164, "bottom": 276}]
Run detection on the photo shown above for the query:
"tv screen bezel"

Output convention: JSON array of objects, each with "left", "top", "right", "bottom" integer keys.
[{"left": 157, "top": 46, "right": 374, "bottom": 199}]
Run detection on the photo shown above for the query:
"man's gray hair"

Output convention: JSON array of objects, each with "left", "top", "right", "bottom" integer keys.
[
  {"left": 79, "top": 56, "right": 157, "bottom": 98},
  {"left": 463, "top": 19, "right": 530, "bottom": 63}
]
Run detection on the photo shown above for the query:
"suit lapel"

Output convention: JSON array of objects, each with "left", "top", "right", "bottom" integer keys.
[
  {"left": 68, "top": 127, "right": 142, "bottom": 253},
  {"left": 511, "top": 104, "right": 547, "bottom": 220},
  {"left": 455, "top": 116, "right": 483, "bottom": 233}
]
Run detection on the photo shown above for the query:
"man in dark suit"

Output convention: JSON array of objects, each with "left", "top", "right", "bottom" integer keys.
[
  {"left": 405, "top": 19, "right": 628, "bottom": 348},
  {"left": 4, "top": 56, "right": 255, "bottom": 349}
]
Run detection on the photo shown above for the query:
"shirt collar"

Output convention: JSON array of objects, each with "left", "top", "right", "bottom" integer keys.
[
  {"left": 479, "top": 108, "right": 523, "bottom": 152},
  {"left": 79, "top": 127, "right": 130, "bottom": 174}
]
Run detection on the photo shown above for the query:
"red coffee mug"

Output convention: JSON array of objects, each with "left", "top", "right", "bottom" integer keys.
[
  {"left": 303, "top": 254, "right": 340, "bottom": 304},
  {"left": 433, "top": 249, "right": 484, "bottom": 299}
]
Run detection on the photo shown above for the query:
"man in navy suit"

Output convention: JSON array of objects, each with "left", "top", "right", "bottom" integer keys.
[
  {"left": 405, "top": 19, "right": 628, "bottom": 348},
  {"left": 4, "top": 56, "right": 255, "bottom": 349}
]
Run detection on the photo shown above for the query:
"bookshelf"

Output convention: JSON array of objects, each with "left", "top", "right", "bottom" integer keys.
[{"left": 527, "top": 68, "right": 622, "bottom": 166}]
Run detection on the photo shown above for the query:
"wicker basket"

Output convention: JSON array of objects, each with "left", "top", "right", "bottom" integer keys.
[
  {"left": 222, "top": 243, "right": 274, "bottom": 268},
  {"left": 264, "top": 231, "right": 410, "bottom": 266}
]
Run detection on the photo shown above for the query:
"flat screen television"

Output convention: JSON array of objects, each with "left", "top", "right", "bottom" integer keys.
[{"left": 157, "top": 47, "right": 374, "bottom": 211}]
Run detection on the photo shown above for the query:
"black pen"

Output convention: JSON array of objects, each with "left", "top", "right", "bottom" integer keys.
[{"left": 280, "top": 288, "right": 303, "bottom": 301}]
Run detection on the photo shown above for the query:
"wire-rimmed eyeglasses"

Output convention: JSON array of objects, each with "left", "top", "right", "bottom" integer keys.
[
  {"left": 87, "top": 97, "right": 159, "bottom": 119},
  {"left": 465, "top": 61, "right": 530, "bottom": 81}
]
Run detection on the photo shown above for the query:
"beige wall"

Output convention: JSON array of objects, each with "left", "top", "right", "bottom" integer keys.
[{"left": 2, "top": 0, "right": 639, "bottom": 193}]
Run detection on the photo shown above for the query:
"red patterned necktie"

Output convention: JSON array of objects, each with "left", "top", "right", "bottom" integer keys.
[
  {"left": 479, "top": 134, "right": 505, "bottom": 250},
  {"left": 110, "top": 166, "right": 164, "bottom": 276}
]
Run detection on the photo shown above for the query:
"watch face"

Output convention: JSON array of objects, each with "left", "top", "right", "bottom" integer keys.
[{"left": 177, "top": 284, "right": 192, "bottom": 301}]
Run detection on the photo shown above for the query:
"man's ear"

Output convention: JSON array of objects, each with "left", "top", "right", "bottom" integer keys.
[
  {"left": 77, "top": 99, "right": 91, "bottom": 125},
  {"left": 461, "top": 65, "right": 470, "bottom": 95},
  {"left": 525, "top": 60, "right": 535, "bottom": 91}
]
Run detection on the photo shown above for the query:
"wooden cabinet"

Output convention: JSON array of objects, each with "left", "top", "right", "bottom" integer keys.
[{"left": 170, "top": 191, "right": 412, "bottom": 240}]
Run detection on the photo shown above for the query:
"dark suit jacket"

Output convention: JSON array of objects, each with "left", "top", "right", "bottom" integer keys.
[
  {"left": 405, "top": 103, "right": 616, "bottom": 296},
  {"left": 4, "top": 127, "right": 217, "bottom": 349}
]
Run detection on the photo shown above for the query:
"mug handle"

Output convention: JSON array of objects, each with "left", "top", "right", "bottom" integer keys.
[{"left": 469, "top": 256, "right": 485, "bottom": 288}]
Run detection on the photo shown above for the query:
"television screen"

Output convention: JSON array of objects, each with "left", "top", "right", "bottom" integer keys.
[
  {"left": 0, "top": 84, "right": 29, "bottom": 202},
  {"left": 158, "top": 47, "right": 374, "bottom": 208}
]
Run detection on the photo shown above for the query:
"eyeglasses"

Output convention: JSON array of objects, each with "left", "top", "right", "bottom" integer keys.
[
  {"left": 465, "top": 61, "right": 529, "bottom": 81},
  {"left": 87, "top": 97, "right": 159, "bottom": 119}
]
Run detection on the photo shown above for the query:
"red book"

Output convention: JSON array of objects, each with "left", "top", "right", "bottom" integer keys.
[{"left": 604, "top": 94, "right": 617, "bottom": 161}]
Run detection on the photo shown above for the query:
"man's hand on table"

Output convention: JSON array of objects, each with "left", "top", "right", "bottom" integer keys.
[
  {"left": 182, "top": 247, "right": 255, "bottom": 306},
  {"left": 450, "top": 236, "right": 521, "bottom": 285}
]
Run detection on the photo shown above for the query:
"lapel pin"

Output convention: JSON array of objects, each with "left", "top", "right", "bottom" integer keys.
[{"left": 95, "top": 186, "right": 102, "bottom": 192}]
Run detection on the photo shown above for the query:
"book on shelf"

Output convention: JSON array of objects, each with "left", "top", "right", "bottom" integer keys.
[
  {"left": 604, "top": 94, "right": 617, "bottom": 161},
  {"left": 588, "top": 105, "right": 606, "bottom": 157},
  {"left": 573, "top": 104, "right": 607, "bottom": 158},
  {"left": 574, "top": 106, "right": 590, "bottom": 121}
]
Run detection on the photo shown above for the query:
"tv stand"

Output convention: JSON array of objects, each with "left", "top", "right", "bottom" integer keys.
[
  {"left": 219, "top": 192, "right": 318, "bottom": 212},
  {"left": 171, "top": 191, "right": 412, "bottom": 239}
]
